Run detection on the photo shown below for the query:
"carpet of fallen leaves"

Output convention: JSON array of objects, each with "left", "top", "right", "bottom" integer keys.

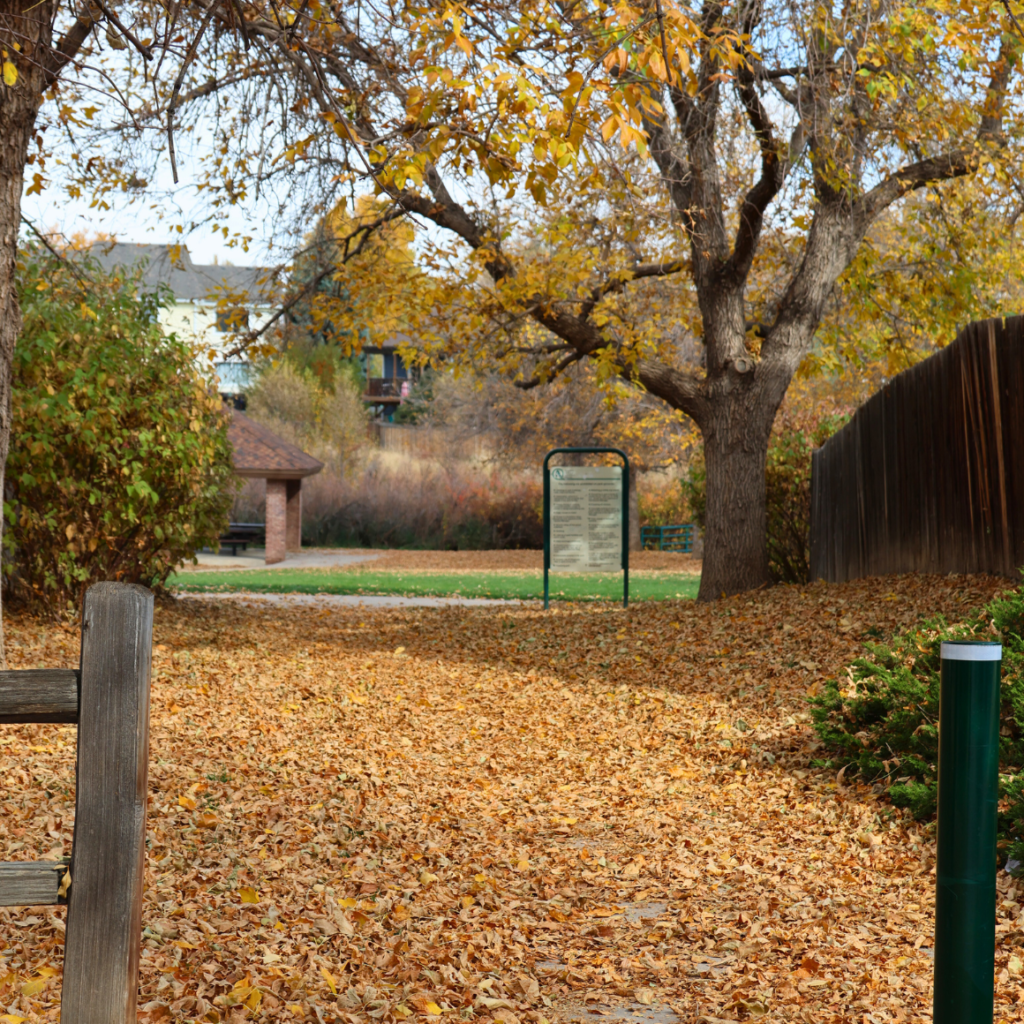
[{"left": 2, "top": 572, "right": 1024, "bottom": 1024}]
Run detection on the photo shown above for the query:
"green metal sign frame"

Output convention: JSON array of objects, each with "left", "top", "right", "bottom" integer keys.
[{"left": 543, "top": 447, "right": 630, "bottom": 609}]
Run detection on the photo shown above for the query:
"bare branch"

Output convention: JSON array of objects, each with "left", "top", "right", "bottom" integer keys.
[
  {"left": 44, "top": 6, "right": 97, "bottom": 84},
  {"left": 92, "top": 0, "right": 153, "bottom": 61},
  {"left": 166, "top": 4, "right": 219, "bottom": 184}
]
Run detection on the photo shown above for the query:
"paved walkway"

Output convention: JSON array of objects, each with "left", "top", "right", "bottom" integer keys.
[
  {"left": 182, "top": 592, "right": 534, "bottom": 608},
  {"left": 183, "top": 550, "right": 381, "bottom": 571}
]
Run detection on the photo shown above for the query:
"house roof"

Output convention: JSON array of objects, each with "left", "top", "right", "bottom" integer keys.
[
  {"left": 228, "top": 410, "right": 324, "bottom": 480},
  {"left": 87, "top": 242, "right": 273, "bottom": 305}
]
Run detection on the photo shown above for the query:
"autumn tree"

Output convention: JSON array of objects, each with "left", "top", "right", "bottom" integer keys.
[
  {"left": 101, "top": 0, "right": 1017, "bottom": 600},
  {"left": 0, "top": 0, "right": 402, "bottom": 654},
  {"left": 13, "top": 0, "right": 1024, "bottom": 608}
]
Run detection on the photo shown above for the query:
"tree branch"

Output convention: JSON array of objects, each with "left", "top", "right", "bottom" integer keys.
[
  {"left": 219, "top": 208, "right": 408, "bottom": 358},
  {"left": 44, "top": 6, "right": 97, "bottom": 84},
  {"left": 854, "top": 36, "right": 1016, "bottom": 229},
  {"left": 726, "top": 33, "right": 786, "bottom": 285},
  {"left": 92, "top": 0, "right": 153, "bottom": 61}
]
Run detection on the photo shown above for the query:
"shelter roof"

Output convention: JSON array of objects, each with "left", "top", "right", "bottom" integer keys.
[
  {"left": 228, "top": 410, "right": 324, "bottom": 480},
  {"left": 87, "top": 242, "right": 273, "bottom": 304}
]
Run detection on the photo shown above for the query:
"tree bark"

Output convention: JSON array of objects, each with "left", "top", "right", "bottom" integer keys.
[
  {"left": 0, "top": 0, "right": 54, "bottom": 664},
  {"left": 697, "top": 388, "right": 775, "bottom": 602}
]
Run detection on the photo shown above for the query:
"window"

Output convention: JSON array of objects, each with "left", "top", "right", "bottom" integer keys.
[{"left": 215, "top": 307, "right": 250, "bottom": 333}]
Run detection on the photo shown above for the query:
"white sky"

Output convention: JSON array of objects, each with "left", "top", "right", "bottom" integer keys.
[{"left": 21, "top": 159, "right": 278, "bottom": 268}]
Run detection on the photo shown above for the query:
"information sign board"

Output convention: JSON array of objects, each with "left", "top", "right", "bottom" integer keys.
[
  {"left": 542, "top": 447, "right": 630, "bottom": 608},
  {"left": 549, "top": 466, "right": 623, "bottom": 572}
]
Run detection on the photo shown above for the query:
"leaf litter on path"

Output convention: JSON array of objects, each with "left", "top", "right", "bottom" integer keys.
[{"left": 1, "top": 572, "right": 1022, "bottom": 1023}]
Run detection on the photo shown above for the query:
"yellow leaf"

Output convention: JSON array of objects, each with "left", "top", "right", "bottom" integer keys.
[
  {"left": 1, "top": 1015, "right": 28, "bottom": 1023},
  {"left": 320, "top": 966, "right": 337, "bottom": 994},
  {"left": 239, "top": 887, "right": 259, "bottom": 904},
  {"left": 2, "top": 62, "right": 16, "bottom": 87},
  {"left": 178, "top": 795, "right": 197, "bottom": 810},
  {"left": 57, "top": 870, "right": 71, "bottom": 898},
  {"left": 425, "top": 1002, "right": 442, "bottom": 1015},
  {"left": 395, "top": 1006, "right": 412, "bottom": 1018},
  {"left": 21, "top": 978, "right": 46, "bottom": 996},
  {"left": 338, "top": 897, "right": 357, "bottom": 907}
]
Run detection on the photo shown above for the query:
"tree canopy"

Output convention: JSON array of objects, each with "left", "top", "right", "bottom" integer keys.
[{"left": 6, "top": 0, "right": 1024, "bottom": 611}]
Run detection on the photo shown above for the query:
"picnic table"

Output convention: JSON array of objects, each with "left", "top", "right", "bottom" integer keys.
[{"left": 219, "top": 522, "right": 265, "bottom": 555}]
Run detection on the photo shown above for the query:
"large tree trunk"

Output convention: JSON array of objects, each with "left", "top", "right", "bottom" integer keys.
[
  {"left": 697, "top": 392, "right": 775, "bottom": 602},
  {"left": 0, "top": 2, "right": 52, "bottom": 664}
]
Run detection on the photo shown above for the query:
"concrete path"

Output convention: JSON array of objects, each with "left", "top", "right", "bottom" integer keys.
[
  {"left": 182, "top": 592, "right": 535, "bottom": 608},
  {"left": 182, "top": 550, "right": 381, "bottom": 571}
]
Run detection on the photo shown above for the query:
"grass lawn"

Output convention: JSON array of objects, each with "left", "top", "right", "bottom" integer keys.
[{"left": 169, "top": 568, "right": 701, "bottom": 601}]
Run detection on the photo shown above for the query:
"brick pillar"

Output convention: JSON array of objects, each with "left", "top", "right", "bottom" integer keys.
[
  {"left": 285, "top": 479, "right": 302, "bottom": 552},
  {"left": 265, "top": 479, "right": 287, "bottom": 564}
]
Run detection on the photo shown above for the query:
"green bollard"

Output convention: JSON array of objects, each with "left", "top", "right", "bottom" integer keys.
[{"left": 933, "top": 640, "right": 1002, "bottom": 1024}]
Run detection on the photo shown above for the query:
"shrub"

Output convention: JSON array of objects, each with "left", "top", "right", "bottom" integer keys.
[
  {"left": 299, "top": 457, "right": 544, "bottom": 549},
  {"left": 5, "top": 250, "right": 234, "bottom": 615},
  {"left": 810, "top": 582, "right": 1024, "bottom": 866},
  {"left": 681, "top": 411, "right": 848, "bottom": 582},
  {"left": 638, "top": 476, "right": 690, "bottom": 529},
  {"left": 245, "top": 353, "right": 367, "bottom": 473}
]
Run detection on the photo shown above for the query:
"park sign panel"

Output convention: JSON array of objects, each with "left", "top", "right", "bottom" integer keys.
[
  {"left": 550, "top": 467, "right": 623, "bottom": 571},
  {"left": 543, "top": 448, "right": 630, "bottom": 608}
]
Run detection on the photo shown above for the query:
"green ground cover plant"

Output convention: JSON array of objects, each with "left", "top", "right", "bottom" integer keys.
[
  {"left": 169, "top": 568, "right": 700, "bottom": 602},
  {"left": 5, "top": 250, "right": 234, "bottom": 615},
  {"left": 811, "top": 580, "right": 1024, "bottom": 866}
]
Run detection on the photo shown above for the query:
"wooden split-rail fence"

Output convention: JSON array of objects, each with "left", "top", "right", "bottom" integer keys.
[
  {"left": 0, "top": 583, "right": 153, "bottom": 1022},
  {"left": 810, "top": 316, "right": 1024, "bottom": 583}
]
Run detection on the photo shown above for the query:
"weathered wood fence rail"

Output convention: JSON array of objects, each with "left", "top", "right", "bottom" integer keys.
[
  {"left": 0, "top": 582, "right": 153, "bottom": 1022},
  {"left": 810, "top": 316, "right": 1024, "bottom": 583}
]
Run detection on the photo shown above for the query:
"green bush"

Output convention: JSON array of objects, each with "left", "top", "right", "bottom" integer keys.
[
  {"left": 4, "top": 250, "right": 235, "bottom": 615},
  {"left": 680, "top": 412, "right": 848, "bottom": 582},
  {"left": 810, "top": 583, "right": 1024, "bottom": 866}
]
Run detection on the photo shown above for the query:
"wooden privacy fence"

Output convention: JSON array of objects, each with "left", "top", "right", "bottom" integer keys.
[
  {"left": 810, "top": 316, "right": 1024, "bottom": 583},
  {"left": 0, "top": 583, "right": 153, "bottom": 1022}
]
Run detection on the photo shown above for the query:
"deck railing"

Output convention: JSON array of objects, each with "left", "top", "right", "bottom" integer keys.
[{"left": 641, "top": 523, "right": 695, "bottom": 552}]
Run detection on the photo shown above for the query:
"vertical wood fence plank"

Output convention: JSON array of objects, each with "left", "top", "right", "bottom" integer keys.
[
  {"left": 61, "top": 583, "right": 153, "bottom": 1024},
  {"left": 810, "top": 316, "right": 1024, "bottom": 582}
]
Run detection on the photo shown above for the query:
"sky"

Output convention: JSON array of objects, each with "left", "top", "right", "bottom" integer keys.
[{"left": 21, "top": 159, "right": 278, "bottom": 269}]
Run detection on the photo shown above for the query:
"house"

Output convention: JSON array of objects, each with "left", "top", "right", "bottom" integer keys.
[
  {"left": 88, "top": 242, "right": 273, "bottom": 401},
  {"left": 361, "top": 334, "right": 420, "bottom": 421}
]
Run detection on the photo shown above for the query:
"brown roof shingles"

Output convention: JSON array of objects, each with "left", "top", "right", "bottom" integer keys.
[{"left": 228, "top": 410, "right": 324, "bottom": 479}]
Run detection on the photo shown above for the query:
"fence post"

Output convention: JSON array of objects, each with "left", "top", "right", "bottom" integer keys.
[
  {"left": 61, "top": 583, "right": 154, "bottom": 1024},
  {"left": 933, "top": 639, "right": 1002, "bottom": 1024}
]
